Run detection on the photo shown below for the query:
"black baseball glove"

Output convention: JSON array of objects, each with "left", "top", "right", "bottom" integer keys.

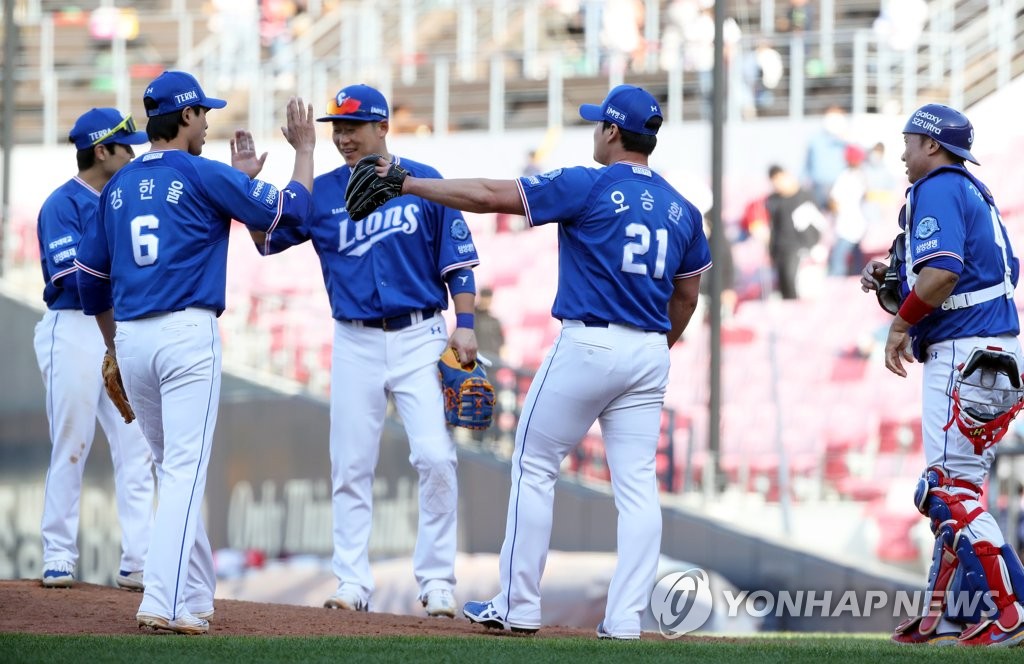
[
  {"left": 438, "top": 347, "right": 495, "bottom": 430},
  {"left": 344, "top": 153, "right": 409, "bottom": 221},
  {"left": 876, "top": 231, "right": 905, "bottom": 315}
]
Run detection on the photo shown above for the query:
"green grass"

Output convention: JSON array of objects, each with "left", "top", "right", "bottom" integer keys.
[{"left": 1, "top": 634, "right": 1022, "bottom": 663}]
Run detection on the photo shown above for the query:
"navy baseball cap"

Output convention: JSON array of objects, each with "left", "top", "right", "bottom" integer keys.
[
  {"left": 143, "top": 70, "right": 227, "bottom": 117},
  {"left": 69, "top": 107, "right": 149, "bottom": 150},
  {"left": 579, "top": 85, "right": 663, "bottom": 136},
  {"left": 317, "top": 84, "right": 389, "bottom": 122}
]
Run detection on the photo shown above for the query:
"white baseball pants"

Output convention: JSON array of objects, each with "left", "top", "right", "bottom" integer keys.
[
  {"left": 116, "top": 308, "right": 219, "bottom": 620},
  {"left": 33, "top": 308, "right": 155, "bottom": 574},
  {"left": 488, "top": 321, "right": 669, "bottom": 637},
  {"left": 328, "top": 313, "right": 457, "bottom": 605}
]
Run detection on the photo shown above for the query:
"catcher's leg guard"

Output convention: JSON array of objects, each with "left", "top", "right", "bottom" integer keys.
[
  {"left": 894, "top": 467, "right": 984, "bottom": 644},
  {"left": 957, "top": 541, "right": 1024, "bottom": 646},
  {"left": 893, "top": 537, "right": 960, "bottom": 644}
]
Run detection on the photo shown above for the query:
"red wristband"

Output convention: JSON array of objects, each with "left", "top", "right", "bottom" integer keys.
[{"left": 897, "top": 290, "right": 935, "bottom": 325}]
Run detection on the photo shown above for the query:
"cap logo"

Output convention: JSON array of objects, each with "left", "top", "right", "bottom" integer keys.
[
  {"left": 370, "top": 106, "right": 387, "bottom": 116},
  {"left": 605, "top": 104, "right": 627, "bottom": 123},
  {"left": 175, "top": 90, "right": 200, "bottom": 104},
  {"left": 910, "top": 112, "right": 943, "bottom": 136},
  {"left": 330, "top": 94, "right": 362, "bottom": 116}
]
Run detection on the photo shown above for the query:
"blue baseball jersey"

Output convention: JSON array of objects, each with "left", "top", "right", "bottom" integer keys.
[
  {"left": 36, "top": 177, "right": 102, "bottom": 310},
  {"left": 517, "top": 162, "right": 712, "bottom": 332},
  {"left": 75, "top": 149, "right": 312, "bottom": 320},
  {"left": 259, "top": 156, "right": 479, "bottom": 320},
  {"left": 903, "top": 164, "right": 1019, "bottom": 358}
]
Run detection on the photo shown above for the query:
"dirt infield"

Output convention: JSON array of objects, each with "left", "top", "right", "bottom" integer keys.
[{"left": 0, "top": 579, "right": 595, "bottom": 638}]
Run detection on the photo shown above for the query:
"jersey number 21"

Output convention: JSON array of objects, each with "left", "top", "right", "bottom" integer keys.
[{"left": 621, "top": 223, "right": 667, "bottom": 279}]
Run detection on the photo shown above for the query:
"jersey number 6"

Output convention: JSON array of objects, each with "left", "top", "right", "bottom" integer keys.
[
  {"left": 621, "top": 223, "right": 667, "bottom": 279},
  {"left": 130, "top": 214, "right": 160, "bottom": 267}
]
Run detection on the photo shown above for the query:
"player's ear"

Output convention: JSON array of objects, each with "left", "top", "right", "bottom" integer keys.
[{"left": 376, "top": 119, "right": 390, "bottom": 137}]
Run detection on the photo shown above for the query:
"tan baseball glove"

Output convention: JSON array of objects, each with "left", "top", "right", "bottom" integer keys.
[{"left": 102, "top": 352, "right": 136, "bottom": 424}]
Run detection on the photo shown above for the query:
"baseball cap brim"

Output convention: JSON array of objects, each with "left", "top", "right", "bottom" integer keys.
[
  {"left": 944, "top": 144, "right": 980, "bottom": 165},
  {"left": 579, "top": 104, "right": 605, "bottom": 123},
  {"left": 113, "top": 130, "right": 150, "bottom": 145},
  {"left": 315, "top": 113, "right": 383, "bottom": 123},
  {"left": 203, "top": 98, "right": 228, "bottom": 110}
]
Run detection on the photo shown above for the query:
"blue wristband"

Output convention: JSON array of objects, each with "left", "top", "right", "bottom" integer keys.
[{"left": 456, "top": 313, "right": 475, "bottom": 329}]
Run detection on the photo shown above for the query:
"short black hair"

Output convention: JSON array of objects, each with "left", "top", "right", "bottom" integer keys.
[
  {"left": 602, "top": 119, "right": 660, "bottom": 155},
  {"left": 768, "top": 164, "right": 785, "bottom": 179},
  {"left": 143, "top": 98, "right": 206, "bottom": 142},
  {"left": 74, "top": 142, "right": 116, "bottom": 171}
]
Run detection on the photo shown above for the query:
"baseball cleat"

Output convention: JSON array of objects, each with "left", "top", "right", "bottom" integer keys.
[
  {"left": 890, "top": 628, "right": 960, "bottom": 646},
  {"left": 136, "top": 611, "right": 209, "bottom": 635},
  {"left": 957, "top": 604, "right": 1024, "bottom": 647},
  {"left": 116, "top": 569, "right": 144, "bottom": 591},
  {"left": 324, "top": 587, "right": 368, "bottom": 612},
  {"left": 194, "top": 609, "right": 214, "bottom": 621},
  {"left": 422, "top": 589, "right": 456, "bottom": 618},
  {"left": 462, "top": 600, "right": 538, "bottom": 634},
  {"left": 41, "top": 561, "right": 74, "bottom": 588},
  {"left": 596, "top": 621, "right": 640, "bottom": 640}
]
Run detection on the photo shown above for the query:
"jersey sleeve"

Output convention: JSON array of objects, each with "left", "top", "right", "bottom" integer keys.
[
  {"left": 516, "top": 166, "right": 594, "bottom": 227},
  {"left": 908, "top": 176, "right": 965, "bottom": 275},
  {"left": 72, "top": 194, "right": 113, "bottom": 315},
  {"left": 37, "top": 195, "right": 84, "bottom": 288},
  {"left": 434, "top": 203, "right": 480, "bottom": 275},
  {"left": 257, "top": 216, "right": 312, "bottom": 256},
  {"left": 676, "top": 205, "right": 713, "bottom": 279},
  {"left": 200, "top": 160, "right": 313, "bottom": 235}
]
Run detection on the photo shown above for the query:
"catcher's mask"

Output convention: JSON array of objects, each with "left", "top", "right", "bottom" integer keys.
[{"left": 944, "top": 346, "right": 1024, "bottom": 453}]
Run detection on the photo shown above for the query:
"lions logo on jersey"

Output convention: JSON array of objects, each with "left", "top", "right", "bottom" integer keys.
[
  {"left": 450, "top": 218, "right": 470, "bottom": 241},
  {"left": 915, "top": 216, "right": 940, "bottom": 239}
]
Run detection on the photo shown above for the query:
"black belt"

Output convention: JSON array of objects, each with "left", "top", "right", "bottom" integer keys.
[
  {"left": 582, "top": 320, "right": 609, "bottom": 328},
  {"left": 357, "top": 308, "right": 436, "bottom": 331}
]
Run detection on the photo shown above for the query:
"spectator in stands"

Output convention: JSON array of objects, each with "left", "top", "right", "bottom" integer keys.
[
  {"left": 804, "top": 105, "right": 851, "bottom": 210},
  {"left": 208, "top": 0, "right": 258, "bottom": 91},
  {"left": 741, "top": 41, "right": 784, "bottom": 118},
  {"left": 778, "top": 0, "right": 814, "bottom": 35},
  {"left": 600, "top": 0, "right": 645, "bottom": 74},
  {"left": 827, "top": 144, "right": 868, "bottom": 277},
  {"left": 683, "top": 1, "right": 741, "bottom": 120},
  {"left": 765, "top": 164, "right": 826, "bottom": 299}
]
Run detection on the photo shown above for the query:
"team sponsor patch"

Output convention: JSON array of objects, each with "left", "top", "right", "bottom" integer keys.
[
  {"left": 632, "top": 166, "right": 652, "bottom": 177},
  {"left": 525, "top": 175, "right": 540, "bottom": 186},
  {"left": 539, "top": 169, "right": 563, "bottom": 181},
  {"left": 450, "top": 218, "right": 470, "bottom": 241},
  {"left": 52, "top": 247, "right": 76, "bottom": 263},
  {"left": 915, "top": 216, "right": 940, "bottom": 239},
  {"left": 915, "top": 239, "right": 939, "bottom": 253},
  {"left": 142, "top": 152, "right": 164, "bottom": 162},
  {"left": 48, "top": 234, "right": 74, "bottom": 251},
  {"left": 456, "top": 243, "right": 475, "bottom": 254}
]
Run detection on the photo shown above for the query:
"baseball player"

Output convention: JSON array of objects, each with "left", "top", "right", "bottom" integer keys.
[
  {"left": 861, "top": 104, "right": 1024, "bottom": 647},
  {"left": 34, "top": 107, "right": 155, "bottom": 590},
  {"left": 249, "top": 84, "right": 479, "bottom": 618},
  {"left": 367, "top": 84, "right": 711, "bottom": 638},
  {"left": 73, "top": 70, "right": 317, "bottom": 635}
]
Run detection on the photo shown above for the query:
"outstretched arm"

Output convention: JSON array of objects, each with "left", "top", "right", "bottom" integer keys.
[{"left": 374, "top": 158, "right": 525, "bottom": 215}]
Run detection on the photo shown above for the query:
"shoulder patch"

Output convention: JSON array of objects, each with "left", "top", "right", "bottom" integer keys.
[
  {"left": 915, "top": 216, "right": 940, "bottom": 239},
  {"left": 450, "top": 218, "right": 470, "bottom": 241},
  {"left": 539, "top": 168, "right": 563, "bottom": 181}
]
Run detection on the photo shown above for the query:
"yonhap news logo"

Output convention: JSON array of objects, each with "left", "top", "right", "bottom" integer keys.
[
  {"left": 650, "top": 569, "right": 714, "bottom": 638},
  {"left": 649, "top": 568, "right": 1004, "bottom": 638}
]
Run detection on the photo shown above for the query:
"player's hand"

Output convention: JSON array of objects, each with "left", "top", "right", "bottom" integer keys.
[
  {"left": 860, "top": 260, "right": 888, "bottom": 293},
  {"left": 448, "top": 327, "right": 478, "bottom": 367},
  {"left": 281, "top": 96, "right": 316, "bottom": 153},
  {"left": 883, "top": 319, "right": 914, "bottom": 377},
  {"left": 230, "top": 129, "right": 268, "bottom": 179}
]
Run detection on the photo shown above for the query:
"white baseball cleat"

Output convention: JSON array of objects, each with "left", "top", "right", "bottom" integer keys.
[
  {"left": 422, "top": 589, "right": 456, "bottom": 618},
  {"left": 116, "top": 570, "right": 144, "bottom": 591},
  {"left": 324, "top": 587, "right": 368, "bottom": 611},
  {"left": 136, "top": 611, "right": 209, "bottom": 635},
  {"left": 41, "top": 560, "right": 74, "bottom": 588}
]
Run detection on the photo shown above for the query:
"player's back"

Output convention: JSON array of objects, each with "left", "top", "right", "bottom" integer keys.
[
  {"left": 549, "top": 162, "right": 709, "bottom": 331},
  {"left": 99, "top": 150, "right": 233, "bottom": 319}
]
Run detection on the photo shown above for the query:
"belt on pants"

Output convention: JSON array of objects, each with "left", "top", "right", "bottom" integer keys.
[
  {"left": 354, "top": 308, "right": 437, "bottom": 331},
  {"left": 582, "top": 320, "right": 609, "bottom": 328}
]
